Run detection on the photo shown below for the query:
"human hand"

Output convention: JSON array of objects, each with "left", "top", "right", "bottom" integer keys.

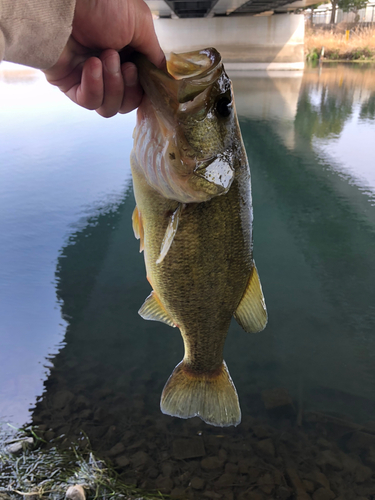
[{"left": 43, "top": 0, "right": 165, "bottom": 117}]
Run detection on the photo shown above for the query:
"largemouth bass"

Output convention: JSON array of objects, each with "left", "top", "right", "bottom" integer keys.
[{"left": 131, "top": 48, "right": 267, "bottom": 427}]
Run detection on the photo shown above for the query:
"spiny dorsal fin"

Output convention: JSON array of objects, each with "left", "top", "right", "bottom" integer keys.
[
  {"left": 139, "top": 291, "right": 176, "bottom": 328},
  {"left": 156, "top": 203, "right": 183, "bottom": 264},
  {"left": 234, "top": 263, "right": 267, "bottom": 333},
  {"left": 132, "top": 206, "right": 144, "bottom": 253}
]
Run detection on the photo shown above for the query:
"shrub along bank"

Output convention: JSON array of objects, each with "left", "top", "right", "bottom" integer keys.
[{"left": 305, "top": 26, "right": 375, "bottom": 61}]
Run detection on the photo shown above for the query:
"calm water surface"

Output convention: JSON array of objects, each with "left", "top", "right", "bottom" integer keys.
[{"left": 1, "top": 62, "right": 375, "bottom": 498}]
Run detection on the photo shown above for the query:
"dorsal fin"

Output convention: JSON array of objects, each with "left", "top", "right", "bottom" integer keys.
[
  {"left": 139, "top": 291, "right": 176, "bottom": 328},
  {"left": 156, "top": 204, "right": 183, "bottom": 264},
  {"left": 132, "top": 206, "right": 144, "bottom": 253},
  {"left": 234, "top": 263, "right": 267, "bottom": 333}
]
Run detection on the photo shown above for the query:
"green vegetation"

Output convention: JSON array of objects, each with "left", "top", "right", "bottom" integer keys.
[
  {"left": 0, "top": 425, "right": 167, "bottom": 500},
  {"left": 305, "top": 27, "right": 375, "bottom": 61}
]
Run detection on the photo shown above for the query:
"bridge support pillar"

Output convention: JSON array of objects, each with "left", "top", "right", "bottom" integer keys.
[{"left": 154, "top": 14, "right": 305, "bottom": 70}]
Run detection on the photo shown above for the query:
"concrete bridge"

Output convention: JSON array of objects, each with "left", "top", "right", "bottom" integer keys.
[{"left": 146, "top": 0, "right": 317, "bottom": 69}]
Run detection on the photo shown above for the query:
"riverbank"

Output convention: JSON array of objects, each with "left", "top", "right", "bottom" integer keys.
[{"left": 305, "top": 26, "right": 375, "bottom": 61}]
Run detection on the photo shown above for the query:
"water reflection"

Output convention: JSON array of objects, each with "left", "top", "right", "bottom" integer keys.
[{"left": 0, "top": 64, "right": 135, "bottom": 424}]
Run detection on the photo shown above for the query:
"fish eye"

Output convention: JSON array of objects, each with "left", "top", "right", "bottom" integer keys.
[{"left": 216, "top": 96, "right": 232, "bottom": 118}]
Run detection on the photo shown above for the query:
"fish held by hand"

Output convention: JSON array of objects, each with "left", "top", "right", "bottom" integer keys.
[{"left": 131, "top": 48, "right": 267, "bottom": 427}]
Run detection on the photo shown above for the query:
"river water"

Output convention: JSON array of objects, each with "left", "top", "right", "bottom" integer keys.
[{"left": 1, "top": 62, "right": 375, "bottom": 499}]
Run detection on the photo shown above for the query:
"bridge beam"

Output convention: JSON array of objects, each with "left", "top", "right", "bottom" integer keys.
[{"left": 154, "top": 14, "right": 305, "bottom": 70}]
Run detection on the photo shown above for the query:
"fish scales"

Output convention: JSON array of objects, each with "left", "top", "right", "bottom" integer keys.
[
  {"left": 132, "top": 160, "right": 251, "bottom": 371},
  {"left": 130, "top": 48, "right": 267, "bottom": 427}
]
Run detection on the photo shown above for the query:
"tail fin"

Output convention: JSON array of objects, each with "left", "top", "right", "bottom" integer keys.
[{"left": 160, "top": 361, "right": 241, "bottom": 427}]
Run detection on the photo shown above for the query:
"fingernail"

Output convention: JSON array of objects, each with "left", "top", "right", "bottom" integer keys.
[
  {"left": 124, "top": 65, "right": 138, "bottom": 87},
  {"left": 104, "top": 54, "right": 119, "bottom": 75}
]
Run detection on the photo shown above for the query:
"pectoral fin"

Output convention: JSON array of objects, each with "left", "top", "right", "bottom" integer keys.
[
  {"left": 234, "top": 263, "right": 267, "bottom": 333},
  {"left": 156, "top": 204, "right": 183, "bottom": 264},
  {"left": 139, "top": 291, "right": 176, "bottom": 328},
  {"left": 132, "top": 206, "right": 144, "bottom": 253}
]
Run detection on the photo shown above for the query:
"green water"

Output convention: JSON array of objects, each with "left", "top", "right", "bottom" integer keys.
[{"left": 1, "top": 62, "right": 375, "bottom": 499}]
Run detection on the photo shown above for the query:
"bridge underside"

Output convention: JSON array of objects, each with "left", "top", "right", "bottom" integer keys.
[{"left": 146, "top": 0, "right": 316, "bottom": 18}]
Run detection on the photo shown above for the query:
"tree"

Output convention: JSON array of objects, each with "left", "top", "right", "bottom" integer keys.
[
  {"left": 338, "top": 0, "right": 368, "bottom": 21},
  {"left": 309, "top": 3, "right": 324, "bottom": 26},
  {"left": 330, "top": 0, "right": 338, "bottom": 23}
]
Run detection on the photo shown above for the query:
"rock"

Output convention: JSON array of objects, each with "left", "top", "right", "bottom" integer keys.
[
  {"left": 132, "top": 450, "right": 151, "bottom": 469},
  {"left": 221, "top": 489, "right": 234, "bottom": 500},
  {"left": 273, "top": 469, "right": 284, "bottom": 486},
  {"left": 225, "top": 462, "right": 239, "bottom": 474},
  {"left": 339, "top": 453, "right": 359, "bottom": 472},
  {"left": 177, "top": 471, "right": 191, "bottom": 486},
  {"left": 303, "top": 480, "right": 315, "bottom": 493},
  {"left": 218, "top": 448, "right": 228, "bottom": 461},
  {"left": 53, "top": 390, "right": 74, "bottom": 410},
  {"left": 278, "top": 486, "right": 293, "bottom": 499},
  {"left": 44, "top": 430, "right": 55, "bottom": 441},
  {"left": 317, "top": 438, "right": 332, "bottom": 449},
  {"left": 285, "top": 467, "right": 311, "bottom": 500},
  {"left": 248, "top": 467, "right": 262, "bottom": 480},
  {"left": 155, "top": 476, "right": 174, "bottom": 493},
  {"left": 254, "top": 438, "right": 275, "bottom": 458},
  {"left": 215, "top": 473, "right": 237, "bottom": 488},
  {"left": 354, "top": 463, "right": 373, "bottom": 483},
  {"left": 191, "top": 477, "right": 205, "bottom": 490},
  {"left": 75, "top": 395, "right": 90, "bottom": 410},
  {"left": 140, "top": 479, "right": 155, "bottom": 490},
  {"left": 313, "top": 471, "right": 331, "bottom": 490},
  {"left": 227, "top": 453, "right": 239, "bottom": 464},
  {"left": 257, "top": 473, "right": 274, "bottom": 494},
  {"left": 238, "top": 490, "right": 264, "bottom": 500},
  {"left": 149, "top": 467, "right": 159, "bottom": 479},
  {"left": 172, "top": 437, "right": 206, "bottom": 460},
  {"left": 108, "top": 442, "right": 125, "bottom": 457},
  {"left": 312, "top": 488, "right": 335, "bottom": 500},
  {"left": 7, "top": 437, "right": 33, "bottom": 455},
  {"left": 171, "top": 488, "right": 186, "bottom": 499},
  {"left": 238, "top": 458, "right": 252, "bottom": 474},
  {"left": 161, "top": 462, "right": 174, "bottom": 477},
  {"left": 102, "top": 425, "right": 117, "bottom": 444},
  {"left": 78, "top": 409, "right": 92, "bottom": 420},
  {"left": 316, "top": 450, "right": 343, "bottom": 470},
  {"left": 128, "top": 439, "right": 146, "bottom": 450},
  {"left": 252, "top": 424, "right": 274, "bottom": 439},
  {"left": 203, "top": 491, "right": 221, "bottom": 499},
  {"left": 115, "top": 455, "right": 130, "bottom": 468},
  {"left": 261, "top": 388, "right": 294, "bottom": 412},
  {"left": 346, "top": 431, "right": 375, "bottom": 453},
  {"left": 66, "top": 485, "right": 86, "bottom": 500},
  {"left": 363, "top": 447, "right": 375, "bottom": 468},
  {"left": 201, "top": 456, "right": 224, "bottom": 471}
]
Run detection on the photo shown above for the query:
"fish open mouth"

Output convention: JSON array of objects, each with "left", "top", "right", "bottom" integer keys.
[{"left": 134, "top": 48, "right": 223, "bottom": 109}]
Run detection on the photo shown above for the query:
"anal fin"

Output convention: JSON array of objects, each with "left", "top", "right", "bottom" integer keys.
[
  {"left": 139, "top": 291, "right": 176, "bottom": 328},
  {"left": 234, "top": 262, "right": 267, "bottom": 333},
  {"left": 132, "top": 206, "right": 144, "bottom": 252}
]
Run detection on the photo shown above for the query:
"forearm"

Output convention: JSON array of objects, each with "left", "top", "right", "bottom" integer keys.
[{"left": 0, "top": 0, "right": 75, "bottom": 69}]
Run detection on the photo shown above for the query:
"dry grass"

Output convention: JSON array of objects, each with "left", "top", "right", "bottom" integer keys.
[
  {"left": 0, "top": 425, "right": 168, "bottom": 500},
  {"left": 305, "top": 26, "right": 375, "bottom": 61}
]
